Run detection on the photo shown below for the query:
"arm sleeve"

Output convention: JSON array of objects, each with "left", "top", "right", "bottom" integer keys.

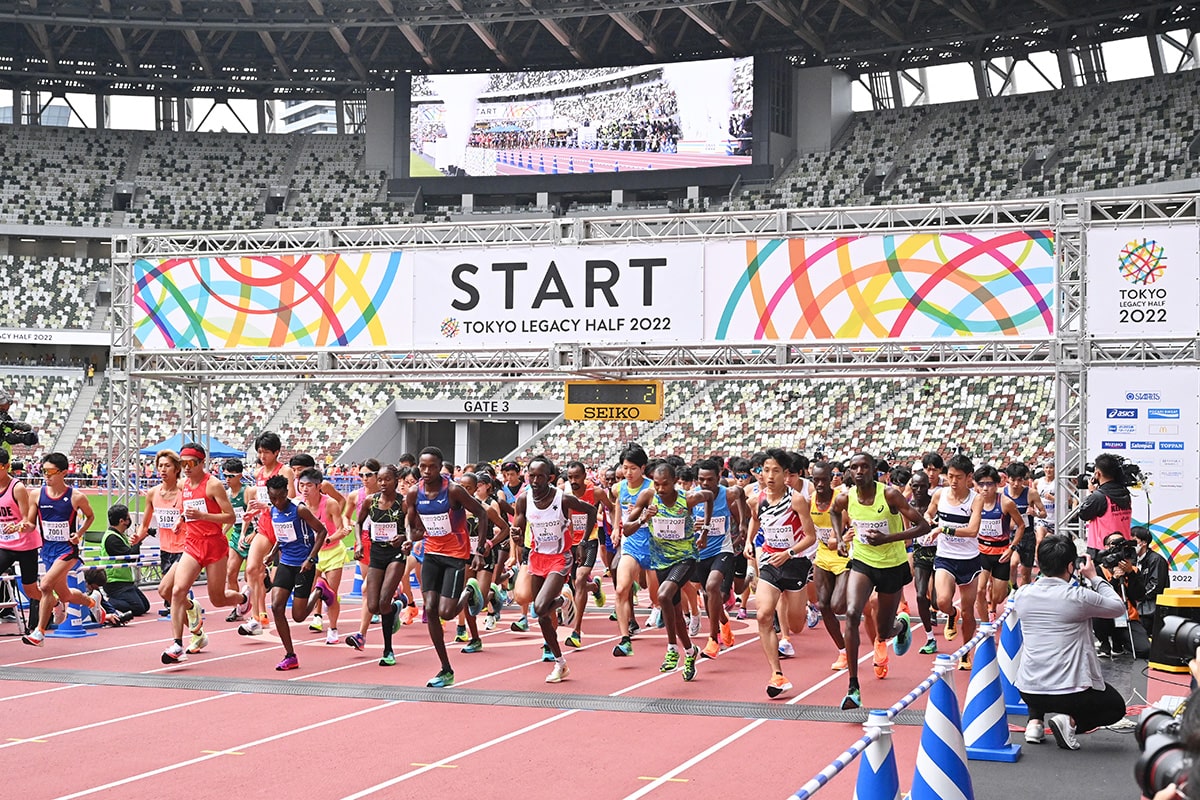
[{"left": 1087, "top": 580, "right": 1130, "bottom": 619}]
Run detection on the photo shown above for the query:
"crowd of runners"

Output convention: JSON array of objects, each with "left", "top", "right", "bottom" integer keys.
[{"left": 0, "top": 433, "right": 1059, "bottom": 710}]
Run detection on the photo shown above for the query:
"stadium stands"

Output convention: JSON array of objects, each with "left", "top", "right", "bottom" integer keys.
[
  {"left": 0, "top": 370, "right": 82, "bottom": 462},
  {"left": 0, "top": 125, "right": 129, "bottom": 227},
  {"left": 0, "top": 256, "right": 107, "bottom": 329}
]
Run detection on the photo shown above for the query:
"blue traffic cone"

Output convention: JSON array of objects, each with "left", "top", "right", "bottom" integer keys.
[
  {"left": 538, "top": 155, "right": 545, "bottom": 173},
  {"left": 588, "top": 158, "right": 594, "bottom": 173},
  {"left": 999, "top": 601, "right": 1027, "bottom": 715},
  {"left": 853, "top": 710, "right": 901, "bottom": 800},
  {"left": 47, "top": 563, "right": 97, "bottom": 639},
  {"left": 963, "top": 626, "right": 1022, "bottom": 762},
  {"left": 344, "top": 561, "right": 364, "bottom": 600},
  {"left": 910, "top": 654, "right": 973, "bottom": 800},
  {"left": 568, "top": 157, "right": 574, "bottom": 172},
  {"left": 552, "top": 156, "right": 558, "bottom": 174}
]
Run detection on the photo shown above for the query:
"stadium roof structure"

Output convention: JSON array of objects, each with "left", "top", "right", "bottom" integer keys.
[{"left": 0, "top": 1, "right": 1195, "bottom": 98}]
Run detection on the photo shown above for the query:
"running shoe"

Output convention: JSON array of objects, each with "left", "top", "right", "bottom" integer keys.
[
  {"left": 238, "top": 618, "right": 263, "bottom": 636},
  {"left": 724, "top": 589, "right": 736, "bottom": 611},
  {"left": 371, "top": 614, "right": 381, "bottom": 624},
  {"left": 186, "top": 631, "right": 209, "bottom": 654},
  {"left": 546, "top": 661, "right": 570, "bottom": 683},
  {"left": 235, "top": 588, "right": 251, "bottom": 617},
  {"left": 345, "top": 632, "right": 365, "bottom": 651},
  {"left": 325, "top": 629, "right": 340, "bottom": 645},
  {"left": 840, "top": 687, "right": 862, "bottom": 710},
  {"left": 420, "top": 609, "right": 427, "bottom": 624},
  {"left": 258, "top": 612, "right": 270, "bottom": 630},
  {"left": 454, "top": 624, "right": 470, "bottom": 643},
  {"left": 541, "top": 644, "right": 556, "bottom": 662},
  {"left": 892, "top": 612, "right": 912, "bottom": 656},
  {"left": 660, "top": 648, "right": 680, "bottom": 672},
  {"left": 944, "top": 607, "right": 959, "bottom": 641},
  {"left": 1048, "top": 714, "right": 1080, "bottom": 750},
  {"left": 701, "top": 639, "right": 721, "bottom": 659},
  {"left": 632, "top": 582, "right": 641, "bottom": 606},
  {"left": 720, "top": 621, "right": 734, "bottom": 648},
  {"left": 483, "top": 614, "right": 497, "bottom": 631},
  {"left": 958, "top": 653, "right": 973, "bottom": 671},
  {"left": 653, "top": 608, "right": 666, "bottom": 629},
  {"left": 628, "top": 619, "right": 641, "bottom": 637},
  {"left": 688, "top": 613, "right": 701, "bottom": 637},
  {"left": 426, "top": 670, "right": 455, "bottom": 688},
  {"left": 276, "top": 654, "right": 300, "bottom": 671},
  {"left": 900, "top": 598, "right": 910, "bottom": 616},
  {"left": 392, "top": 600, "right": 405, "bottom": 634},
  {"left": 1025, "top": 719, "right": 1045, "bottom": 744},
  {"left": 612, "top": 638, "right": 633, "bottom": 657},
  {"left": 591, "top": 577, "right": 605, "bottom": 608},
  {"left": 646, "top": 607, "right": 661, "bottom": 629},
  {"left": 766, "top": 672, "right": 792, "bottom": 698},
  {"left": 736, "top": 606, "right": 747, "bottom": 621},
  {"left": 158, "top": 608, "right": 171, "bottom": 618},
  {"left": 609, "top": 611, "right": 618, "bottom": 621},
  {"left": 510, "top": 615, "right": 529, "bottom": 632},
  {"left": 919, "top": 638, "right": 938, "bottom": 655},
  {"left": 491, "top": 583, "right": 509, "bottom": 610},
  {"left": 309, "top": 615, "right": 324, "bottom": 633},
  {"left": 466, "top": 577, "right": 485, "bottom": 617},
  {"left": 400, "top": 605, "right": 419, "bottom": 626},
  {"left": 161, "top": 642, "right": 187, "bottom": 664},
  {"left": 778, "top": 638, "right": 795, "bottom": 658},
  {"left": 185, "top": 601, "right": 204, "bottom": 634},
  {"left": 565, "top": 631, "right": 582, "bottom": 648},
  {"left": 379, "top": 651, "right": 396, "bottom": 667},
  {"left": 873, "top": 641, "right": 890, "bottom": 679},
  {"left": 682, "top": 646, "right": 699, "bottom": 681},
  {"left": 461, "top": 638, "right": 483, "bottom": 654},
  {"left": 315, "top": 578, "right": 336, "bottom": 607},
  {"left": 806, "top": 602, "right": 821, "bottom": 629},
  {"left": 830, "top": 651, "right": 849, "bottom": 671},
  {"left": 21, "top": 628, "right": 44, "bottom": 647},
  {"left": 772, "top": 615, "right": 781, "bottom": 634},
  {"left": 225, "top": 608, "right": 244, "bottom": 623}
]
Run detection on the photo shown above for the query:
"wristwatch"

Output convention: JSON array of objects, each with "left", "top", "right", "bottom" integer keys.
[{"left": 307, "top": 555, "right": 319, "bottom": 564}]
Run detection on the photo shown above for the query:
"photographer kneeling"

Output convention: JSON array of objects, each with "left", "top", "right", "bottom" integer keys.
[
  {"left": 1093, "top": 531, "right": 1149, "bottom": 659},
  {"left": 1015, "top": 534, "right": 1128, "bottom": 750}
]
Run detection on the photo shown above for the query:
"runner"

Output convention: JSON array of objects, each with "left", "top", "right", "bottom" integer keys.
[
  {"left": 137, "top": 449, "right": 185, "bottom": 618},
  {"left": 343, "top": 459, "right": 382, "bottom": 648},
  {"left": 904, "top": 468, "right": 939, "bottom": 655},
  {"left": 563, "top": 460, "right": 613, "bottom": 649},
  {"left": 22, "top": 452, "right": 98, "bottom": 646},
  {"left": 239, "top": 432, "right": 294, "bottom": 635},
  {"left": 609, "top": 444, "right": 654, "bottom": 657},
  {"left": 160, "top": 443, "right": 249, "bottom": 663},
  {"left": 959, "top": 463, "right": 1025, "bottom": 624},
  {"left": 394, "top": 465, "right": 424, "bottom": 625},
  {"left": 1004, "top": 461, "right": 1046, "bottom": 587},
  {"left": 831, "top": 451, "right": 930, "bottom": 710},
  {"left": 264, "top": 472, "right": 331, "bottom": 671},
  {"left": 452, "top": 471, "right": 509, "bottom": 653},
  {"left": 406, "top": 446, "right": 493, "bottom": 688},
  {"left": 353, "top": 464, "right": 408, "bottom": 663},
  {"left": 221, "top": 458, "right": 251, "bottom": 622},
  {"left": 743, "top": 449, "right": 817, "bottom": 697},
  {"left": 472, "top": 471, "right": 513, "bottom": 631},
  {"left": 1034, "top": 461, "right": 1057, "bottom": 549},
  {"left": 809, "top": 460, "right": 866, "bottom": 670},
  {"left": 692, "top": 457, "right": 746, "bottom": 659},
  {"left": 289, "top": 452, "right": 350, "bottom": 634},
  {"left": 926, "top": 454, "right": 981, "bottom": 669},
  {"left": 0, "top": 448, "right": 41, "bottom": 635},
  {"left": 509, "top": 456, "right": 597, "bottom": 682},
  {"left": 299, "top": 469, "right": 345, "bottom": 645},
  {"left": 499, "top": 460, "right": 532, "bottom": 632}
]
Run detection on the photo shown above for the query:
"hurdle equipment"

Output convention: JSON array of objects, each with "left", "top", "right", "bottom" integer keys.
[
  {"left": 47, "top": 562, "right": 97, "bottom": 639},
  {"left": 853, "top": 711, "right": 901, "bottom": 800},
  {"left": 910, "top": 654, "right": 974, "bottom": 800},
  {"left": 998, "top": 598, "right": 1027, "bottom": 715},
  {"left": 962, "top": 625, "right": 1022, "bottom": 762}
]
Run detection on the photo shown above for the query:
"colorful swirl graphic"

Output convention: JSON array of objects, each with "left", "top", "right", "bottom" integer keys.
[
  {"left": 132, "top": 252, "right": 404, "bottom": 349},
  {"left": 1141, "top": 507, "right": 1200, "bottom": 574},
  {"left": 1118, "top": 239, "right": 1167, "bottom": 285},
  {"left": 714, "top": 231, "right": 1055, "bottom": 340}
]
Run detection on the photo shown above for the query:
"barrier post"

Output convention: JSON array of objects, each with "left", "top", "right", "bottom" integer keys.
[
  {"left": 910, "top": 654, "right": 973, "bottom": 799},
  {"left": 47, "top": 561, "right": 98, "bottom": 639},
  {"left": 344, "top": 558, "right": 364, "bottom": 600},
  {"left": 998, "top": 599, "right": 1028, "bottom": 715},
  {"left": 962, "top": 626, "right": 1022, "bottom": 762},
  {"left": 852, "top": 710, "right": 900, "bottom": 800}
]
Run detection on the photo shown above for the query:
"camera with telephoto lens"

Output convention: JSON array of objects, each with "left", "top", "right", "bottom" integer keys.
[
  {"left": 1135, "top": 706, "right": 1193, "bottom": 797},
  {"left": 1097, "top": 537, "right": 1138, "bottom": 570},
  {"left": 0, "top": 412, "right": 38, "bottom": 447},
  {"left": 1158, "top": 616, "right": 1200, "bottom": 661}
]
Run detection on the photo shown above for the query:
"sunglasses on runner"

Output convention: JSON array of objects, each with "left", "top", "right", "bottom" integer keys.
[
  {"left": 360, "top": 471, "right": 377, "bottom": 479},
  {"left": 734, "top": 472, "right": 750, "bottom": 480},
  {"left": 42, "top": 468, "right": 61, "bottom": 476}
]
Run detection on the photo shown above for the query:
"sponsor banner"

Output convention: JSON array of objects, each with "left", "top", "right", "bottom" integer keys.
[
  {"left": 0, "top": 328, "right": 109, "bottom": 346},
  {"left": 412, "top": 244, "right": 703, "bottom": 348},
  {"left": 1087, "top": 366, "right": 1200, "bottom": 586},
  {"left": 704, "top": 231, "right": 1055, "bottom": 341},
  {"left": 1086, "top": 225, "right": 1200, "bottom": 336},
  {"left": 133, "top": 252, "right": 412, "bottom": 349}
]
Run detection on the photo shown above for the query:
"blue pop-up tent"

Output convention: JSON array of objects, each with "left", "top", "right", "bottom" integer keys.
[{"left": 138, "top": 433, "right": 244, "bottom": 458}]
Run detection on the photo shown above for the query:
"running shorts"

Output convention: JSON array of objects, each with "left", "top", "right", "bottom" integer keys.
[
  {"left": 933, "top": 554, "right": 983, "bottom": 586},
  {"left": 758, "top": 556, "right": 812, "bottom": 593},
  {"left": 421, "top": 552, "right": 468, "bottom": 600},
  {"left": 0, "top": 548, "right": 40, "bottom": 587},
  {"left": 185, "top": 535, "right": 228, "bottom": 569},
  {"left": 980, "top": 551, "right": 1012, "bottom": 582},
  {"left": 40, "top": 541, "right": 80, "bottom": 571},
  {"left": 848, "top": 559, "right": 912, "bottom": 595},
  {"left": 368, "top": 541, "right": 407, "bottom": 571},
  {"left": 814, "top": 546, "right": 850, "bottom": 576},
  {"left": 690, "top": 552, "right": 733, "bottom": 585},
  {"left": 530, "top": 549, "right": 573, "bottom": 579},
  {"left": 272, "top": 562, "right": 316, "bottom": 598},
  {"left": 317, "top": 544, "right": 349, "bottom": 574},
  {"left": 227, "top": 528, "right": 251, "bottom": 560},
  {"left": 911, "top": 544, "right": 937, "bottom": 569}
]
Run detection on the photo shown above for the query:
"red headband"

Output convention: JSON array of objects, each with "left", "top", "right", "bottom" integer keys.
[{"left": 180, "top": 447, "right": 205, "bottom": 461}]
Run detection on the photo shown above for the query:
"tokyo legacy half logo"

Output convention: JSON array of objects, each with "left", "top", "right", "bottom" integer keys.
[
  {"left": 440, "top": 317, "right": 461, "bottom": 338},
  {"left": 1118, "top": 238, "right": 1167, "bottom": 285}
]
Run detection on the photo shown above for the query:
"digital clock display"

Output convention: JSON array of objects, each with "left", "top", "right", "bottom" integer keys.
[{"left": 566, "top": 382, "right": 658, "bottom": 406}]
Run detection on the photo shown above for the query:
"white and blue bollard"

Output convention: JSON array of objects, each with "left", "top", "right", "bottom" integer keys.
[
  {"left": 853, "top": 710, "right": 901, "bottom": 800},
  {"left": 998, "top": 600, "right": 1027, "bottom": 715},
  {"left": 963, "top": 626, "right": 1022, "bottom": 762},
  {"left": 910, "top": 654, "right": 974, "bottom": 800}
]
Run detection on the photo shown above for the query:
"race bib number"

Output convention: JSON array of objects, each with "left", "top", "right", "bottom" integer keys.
[
  {"left": 234, "top": 507, "right": 245, "bottom": 524},
  {"left": 420, "top": 512, "right": 452, "bottom": 538},
  {"left": 854, "top": 519, "right": 889, "bottom": 545},
  {"left": 273, "top": 520, "right": 297, "bottom": 544},
  {"left": 816, "top": 526, "right": 837, "bottom": 547},
  {"left": 371, "top": 521, "right": 397, "bottom": 543},
  {"left": 183, "top": 498, "right": 207, "bottom": 515},
  {"left": 763, "top": 524, "right": 794, "bottom": 550},
  {"left": 531, "top": 520, "right": 565, "bottom": 554},
  {"left": 570, "top": 512, "right": 590, "bottom": 536},
  {"left": 42, "top": 520, "right": 71, "bottom": 542},
  {"left": 0, "top": 525, "right": 20, "bottom": 543},
  {"left": 256, "top": 486, "right": 269, "bottom": 504},
  {"left": 654, "top": 516, "right": 687, "bottom": 541},
  {"left": 155, "top": 507, "right": 180, "bottom": 531},
  {"left": 916, "top": 531, "right": 937, "bottom": 547}
]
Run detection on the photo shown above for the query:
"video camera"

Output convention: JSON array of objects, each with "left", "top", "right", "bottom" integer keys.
[
  {"left": 0, "top": 411, "right": 38, "bottom": 447},
  {"left": 1097, "top": 538, "right": 1138, "bottom": 570}
]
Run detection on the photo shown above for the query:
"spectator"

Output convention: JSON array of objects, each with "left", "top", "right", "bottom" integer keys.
[
  {"left": 98, "top": 504, "right": 151, "bottom": 618},
  {"left": 1093, "top": 530, "right": 1147, "bottom": 658},
  {"left": 1079, "top": 453, "right": 1133, "bottom": 557},
  {"left": 1132, "top": 525, "right": 1171, "bottom": 641},
  {"left": 1014, "top": 535, "right": 1127, "bottom": 750}
]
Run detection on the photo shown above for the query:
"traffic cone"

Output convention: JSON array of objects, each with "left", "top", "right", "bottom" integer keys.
[
  {"left": 910, "top": 654, "right": 973, "bottom": 800},
  {"left": 853, "top": 710, "right": 901, "bottom": 800},
  {"left": 47, "top": 562, "right": 97, "bottom": 639},
  {"left": 963, "top": 626, "right": 1022, "bottom": 762},
  {"left": 344, "top": 561, "right": 364, "bottom": 600},
  {"left": 998, "top": 600, "right": 1027, "bottom": 715}
]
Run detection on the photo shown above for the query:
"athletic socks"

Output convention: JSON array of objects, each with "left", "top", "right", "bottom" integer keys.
[{"left": 381, "top": 608, "right": 397, "bottom": 652}]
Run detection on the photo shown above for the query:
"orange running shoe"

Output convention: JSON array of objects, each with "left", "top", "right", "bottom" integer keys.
[
  {"left": 720, "top": 620, "right": 734, "bottom": 648},
  {"left": 701, "top": 638, "right": 721, "bottom": 659},
  {"left": 873, "top": 640, "right": 889, "bottom": 679},
  {"left": 830, "top": 651, "right": 849, "bottom": 670},
  {"left": 766, "top": 672, "right": 792, "bottom": 699},
  {"left": 900, "top": 598, "right": 910, "bottom": 615}
]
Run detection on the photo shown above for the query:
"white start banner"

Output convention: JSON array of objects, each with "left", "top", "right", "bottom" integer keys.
[
  {"left": 411, "top": 244, "right": 704, "bottom": 348},
  {"left": 1085, "top": 225, "right": 1200, "bottom": 337}
]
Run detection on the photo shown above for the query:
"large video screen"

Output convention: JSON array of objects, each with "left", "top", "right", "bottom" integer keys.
[{"left": 410, "top": 57, "right": 752, "bottom": 177}]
